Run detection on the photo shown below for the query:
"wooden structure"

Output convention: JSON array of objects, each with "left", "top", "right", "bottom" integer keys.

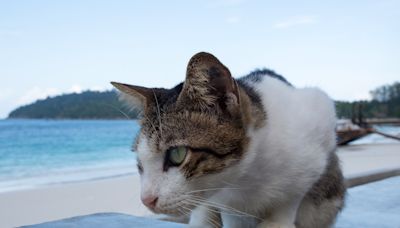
[
  {"left": 336, "top": 103, "right": 400, "bottom": 145},
  {"left": 336, "top": 128, "right": 370, "bottom": 145}
]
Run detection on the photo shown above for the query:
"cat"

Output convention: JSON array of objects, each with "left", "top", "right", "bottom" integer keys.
[{"left": 111, "top": 52, "right": 346, "bottom": 228}]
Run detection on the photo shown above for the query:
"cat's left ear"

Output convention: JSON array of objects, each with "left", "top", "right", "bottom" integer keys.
[
  {"left": 178, "top": 52, "right": 240, "bottom": 113},
  {"left": 110, "top": 82, "right": 154, "bottom": 113}
]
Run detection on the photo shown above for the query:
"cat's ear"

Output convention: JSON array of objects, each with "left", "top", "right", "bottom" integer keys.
[
  {"left": 178, "top": 52, "right": 240, "bottom": 113},
  {"left": 111, "top": 82, "right": 154, "bottom": 112}
]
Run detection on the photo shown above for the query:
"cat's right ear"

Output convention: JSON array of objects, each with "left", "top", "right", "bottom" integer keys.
[{"left": 110, "top": 82, "right": 153, "bottom": 112}]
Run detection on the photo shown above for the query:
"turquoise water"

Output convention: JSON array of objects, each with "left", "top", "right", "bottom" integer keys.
[
  {"left": 0, "top": 120, "right": 399, "bottom": 193},
  {"left": 0, "top": 120, "right": 139, "bottom": 192}
]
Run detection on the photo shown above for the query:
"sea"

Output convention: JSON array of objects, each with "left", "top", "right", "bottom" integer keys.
[
  {"left": 0, "top": 120, "right": 138, "bottom": 193},
  {"left": 0, "top": 120, "right": 399, "bottom": 193}
]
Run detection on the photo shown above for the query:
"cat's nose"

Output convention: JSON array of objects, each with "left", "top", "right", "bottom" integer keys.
[{"left": 141, "top": 194, "right": 158, "bottom": 209}]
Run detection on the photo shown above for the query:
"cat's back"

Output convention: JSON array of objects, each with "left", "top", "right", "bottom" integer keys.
[
  {"left": 238, "top": 69, "right": 292, "bottom": 86},
  {"left": 238, "top": 68, "right": 337, "bottom": 159},
  {"left": 239, "top": 69, "right": 336, "bottom": 138}
]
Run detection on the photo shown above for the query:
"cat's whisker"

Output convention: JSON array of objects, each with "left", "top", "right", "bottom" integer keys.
[
  {"left": 179, "top": 204, "right": 193, "bottom": 218},
  {"left": 187, "top": 187, "right": 244, "bottom": 194},
  {"left": 221, "top": 180, "right": 240, "bottom": 187},
  {"left": 104, "top": 104, "right": 131, "bottom": 119},
  {"left": 185, "top": 198, "right": 262, "bottom": 228},
  {"left": 176, "top": 207, "right": 186, "bottom": 217},
  {"left": 182, "top": 200, "right": 221, "bottom": 228},
  {"left": 208, "top": 211, "right": 223, "bottom": 228},
  {"left": 185, "top": 198, "right": 253, "bottom": 228},
  {"left": 177, "top": 206, "right": 195, "bottom": 224},
  {"left": 206, "top": 213, "right": 221, "bottom": 228},
  {"left": 143, "top": 116, "right": 161, "bottom": 141},
  {"left": 186, "top": 197, "right": 261, "bottom": 220},
  {"left": 186, "top": 198, "right": 244, "bottom": 218},
  {"left": 178, "top": 207, "right": 186, "bottom": 215},
  {"left": 185, "top": 199, "right": 239, "bottom": 219}
]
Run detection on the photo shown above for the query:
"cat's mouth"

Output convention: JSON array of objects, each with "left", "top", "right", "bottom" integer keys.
[
  {"left": 147, "top": 196, "right": 197, "bottom": 216},
  {"left": 143, "top": 191, "right": 208, "bottom": 215}
]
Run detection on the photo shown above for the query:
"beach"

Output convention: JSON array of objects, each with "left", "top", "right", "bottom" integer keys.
[
  {"left": 0, "top": 175, "right": 151, "bottom": 227},
  {"left": 1, "top": 143, "right": 399, "bottom": 227}
]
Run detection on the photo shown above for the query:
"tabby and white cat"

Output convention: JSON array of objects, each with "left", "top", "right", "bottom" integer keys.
[{"left": 111, "top": 52, "right": 346, "bottom": 228}]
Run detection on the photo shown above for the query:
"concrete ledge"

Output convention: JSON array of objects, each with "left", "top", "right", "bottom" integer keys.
[
  {"left": 345, "top": 168, "right": 400, "bottom": 188},
  {"left": 22, "top": 213, "right": 184, "bottom": 228}
]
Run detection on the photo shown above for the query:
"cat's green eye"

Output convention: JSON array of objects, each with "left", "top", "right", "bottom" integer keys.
[{"left": 168, "top": 146, "right": 187, "bottom": 166}]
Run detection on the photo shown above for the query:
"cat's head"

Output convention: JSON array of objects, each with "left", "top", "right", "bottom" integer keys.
[{"left": 111, "top": 52, "right": 251, "bottom": 215}]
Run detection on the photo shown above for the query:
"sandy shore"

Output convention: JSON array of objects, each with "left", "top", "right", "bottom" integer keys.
[
  {"left": 0, "top": 175, "right": 152, "bottom": 227},
  {"left": 1, "top": 143, "right": 399, "bottom": 227}
]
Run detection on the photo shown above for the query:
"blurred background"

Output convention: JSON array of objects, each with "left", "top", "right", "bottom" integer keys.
[{"left": 0, "top": 1, "right": 399, "bottom": 227}]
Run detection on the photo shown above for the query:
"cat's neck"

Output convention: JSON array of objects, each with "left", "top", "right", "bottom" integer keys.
[{"left": 236, "top": 80, "right": 266, "bottom": 130}]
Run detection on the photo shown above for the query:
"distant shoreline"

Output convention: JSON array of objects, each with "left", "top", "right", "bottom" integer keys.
[
  {"left": 7, "top": 90, "right": 139, "bottom": 120},
  {"left": 7, "top": 88, "right": 400, "bottom": 120}
]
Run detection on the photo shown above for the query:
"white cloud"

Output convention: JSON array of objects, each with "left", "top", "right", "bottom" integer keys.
[
  {"left": 5, "top": 84, "right": 111, "bottom": 117},
  {"left": 69, "top": 84, "right": 107, "bottom": 93},
  {"left": 15, "top": 84, "right": 110, "bottom": 107},
  {"left": 89, "top": 85, "right": 107, "bottom": 92},
  {"left": 16, "top": 87, "right": 60, "bottom": 106},
  {"left": 68, "top": 84, "right": 83, "bottom": 93},
  {"left": 274, "top": 16, "right": 316, "bottom": 29}
]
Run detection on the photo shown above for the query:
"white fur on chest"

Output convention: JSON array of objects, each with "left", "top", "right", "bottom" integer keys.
[{"left": 214, "top": 77, "right": 337, "bottom": 215}]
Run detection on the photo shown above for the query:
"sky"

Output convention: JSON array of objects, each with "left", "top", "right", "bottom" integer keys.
[{"left": 0, "top": 0, "right": 399, "bottom": 118}]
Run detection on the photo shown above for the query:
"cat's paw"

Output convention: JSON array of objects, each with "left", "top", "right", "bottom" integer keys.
[
  {"left": 257, "top": 222, "right": 295, "bottom": 228},
  {"left": 188, "top": 224, "right": 215, "bottom": 228},
  {"left": 189, "top": 215, "right": 221, "bottom": 228},
  {"left": 189, "top": 205, "right": 222, "bottom": 228},
  {"left": 188, "top": 220, "right": 220, "bottom": 228}
]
